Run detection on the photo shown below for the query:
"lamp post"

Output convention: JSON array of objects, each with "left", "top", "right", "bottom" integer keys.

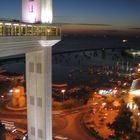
[{"left": 61, "top": 89, "right": 66, "bottom": 102}]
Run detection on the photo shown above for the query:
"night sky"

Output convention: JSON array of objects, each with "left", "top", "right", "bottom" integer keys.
[{"left": 0, "top": 0, "right": 140, "bottom": 33}]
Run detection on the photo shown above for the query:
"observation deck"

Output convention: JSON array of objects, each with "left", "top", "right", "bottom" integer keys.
[{"left": 0, "top": 20, "right": 61, "bottom": 57}]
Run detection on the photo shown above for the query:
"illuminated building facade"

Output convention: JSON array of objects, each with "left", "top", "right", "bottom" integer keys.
[
  {"left": 0, "top": 0, "right": 60, "bottom": 140},
  {"left": 127, "top": 79, "right": 140, "bottom": 110}
]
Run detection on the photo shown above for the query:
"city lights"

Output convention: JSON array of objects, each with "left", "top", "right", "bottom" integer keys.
[
  {"left": 122, "top": 39, "right": 128, "bottom": 43},
  {"left": 0, "top": 0, "right": 140, "bottom": 139},
  {"left": 61, "top": 89, "right": 66, "bottom": 93},
  {"left": 9, "top": 89, "right": 13, "bottom": 93},
  {"left": 15, "top": 89, "right": 20, "bottom": 93}
]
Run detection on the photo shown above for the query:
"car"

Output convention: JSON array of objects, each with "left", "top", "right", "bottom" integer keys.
[
  {"left": 13, "top": 128, "right": 27, "bottom": 140},
  {"left": 15, "top": 128, "right": 27, "bottom": 134},
  {"left": 53, "top": 135, "right": 68, "bottom": 140},
  {"left": 1, "top": 120, "right": 16, "bottom": 132}
]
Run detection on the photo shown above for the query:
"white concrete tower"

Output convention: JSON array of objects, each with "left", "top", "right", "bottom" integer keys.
[
  {"left": 26, "top": 47, "right": 53, "bottom": 140},
  {"left": 21, "top": 0, "right": 57, "bottom": 140},
  {"left": 41, "top": 0, "right": 53, "bottom": 23},
  {"left": 22, "top": 0, "right": 53, "bottom": 23},
  {"left": 22, "top": 0, "right": 41, "bottom": 23}
]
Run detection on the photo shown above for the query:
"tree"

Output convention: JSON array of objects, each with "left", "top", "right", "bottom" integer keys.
[
  {"left": 105, "top": 95, "right": 114, "bottom": 105},
  {"left": 0, "top": 123, "right": 6, "bottom": 140},
  {"left": 109, "top": 105, "right": 133, "bottom": 139}
]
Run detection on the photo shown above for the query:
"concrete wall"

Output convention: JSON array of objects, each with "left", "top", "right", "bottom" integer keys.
[{"left": 26, "top": 47, "right": 52, "bottom": 140}]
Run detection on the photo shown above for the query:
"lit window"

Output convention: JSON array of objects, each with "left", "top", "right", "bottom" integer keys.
[{"left": 0, "top": 25, "right": 3, "bottom": 36}]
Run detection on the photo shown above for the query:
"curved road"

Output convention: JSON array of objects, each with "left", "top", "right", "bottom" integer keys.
[{"left": 53, "top": 107, "right": 96, "bottom": 140}]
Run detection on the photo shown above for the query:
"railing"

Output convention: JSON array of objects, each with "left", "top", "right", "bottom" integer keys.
[{"left": 0, "top": 20, "right": 61, "bottom": 37}]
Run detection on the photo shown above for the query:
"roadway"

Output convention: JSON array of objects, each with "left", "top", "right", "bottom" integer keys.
[
  {"left": 0, "top": 99, "right": 95, "bottom": 140},
  {"left": 53, "top": 106, "right": 96, "bottom": 140},
  {"left": 0, "top": 100, "right": 27, "bottom": 129}
]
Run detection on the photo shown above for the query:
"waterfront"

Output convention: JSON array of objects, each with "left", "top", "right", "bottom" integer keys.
[{"left": 0, "top": 34, "right": 139, "bottom": 140}]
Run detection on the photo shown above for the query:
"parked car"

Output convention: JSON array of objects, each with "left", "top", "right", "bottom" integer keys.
[
  {"left": 53, "top": 135, "right": 68, "bottom": 140},
  {"left": 13, "top": 128, "right": 27, "bottom": 140}
]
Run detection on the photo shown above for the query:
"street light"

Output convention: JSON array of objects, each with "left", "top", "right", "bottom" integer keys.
[
  {"left": 9, "top": 89, "right": 13, "bottom": 93},
  {"left": 61, "top": 89, "right": 66, "bottom": 102}
]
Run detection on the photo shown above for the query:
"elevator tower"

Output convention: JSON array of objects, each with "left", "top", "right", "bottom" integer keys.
[{"left": 22, "top": 0, "right": 53, "bottom": 23}]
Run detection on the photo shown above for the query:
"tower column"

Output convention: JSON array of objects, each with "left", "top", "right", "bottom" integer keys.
[
  {"left": 26, "top": 47, "right": 52, "bottom": 140},
  {"left": 41, "top": 0, "right": 53, "bottom": 23}
]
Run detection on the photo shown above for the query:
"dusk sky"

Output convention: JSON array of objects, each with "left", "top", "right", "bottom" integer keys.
[{"left": 0, "top": 0, "right": 140, "bottom": 33}]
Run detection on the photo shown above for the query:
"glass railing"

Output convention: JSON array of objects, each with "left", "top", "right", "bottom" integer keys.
[{"left": 0, "top": 21, "right": 61, "bottom": 37}]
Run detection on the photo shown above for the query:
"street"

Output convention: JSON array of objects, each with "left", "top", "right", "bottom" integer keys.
[{"left": 53, "top": 106, "right": 96, "bottom": 140}]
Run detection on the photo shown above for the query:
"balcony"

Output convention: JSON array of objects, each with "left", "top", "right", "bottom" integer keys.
[{"left": 0, "top": 20, "right": 61, "bottom": 57}]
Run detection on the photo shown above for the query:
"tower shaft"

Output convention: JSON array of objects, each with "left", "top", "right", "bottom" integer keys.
[{"left": 22, "top": 0, "right": 53, "bottom": 23}]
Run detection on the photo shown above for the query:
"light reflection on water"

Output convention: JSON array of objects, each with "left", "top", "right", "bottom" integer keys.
[
  {"left": 1, "top": 48, "right": 139, "bottom": 89},
  {"left": 52, "top": 49, "right": 139, "bottom": 88}
]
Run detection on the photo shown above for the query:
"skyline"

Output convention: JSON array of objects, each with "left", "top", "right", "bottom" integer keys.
[{"left": 0, "top": 0, "right": 140, "bottom": 34}]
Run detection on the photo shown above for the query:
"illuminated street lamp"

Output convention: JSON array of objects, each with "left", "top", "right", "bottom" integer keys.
[
  {"left": 15, "top": 89, "right": 20, "bottom": 93},
  {"left": 61, "top": 89, "right": 66, "bottom": 102},
  {"left": 9, "top": 89, "right": 13, "bottom": 93}
]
